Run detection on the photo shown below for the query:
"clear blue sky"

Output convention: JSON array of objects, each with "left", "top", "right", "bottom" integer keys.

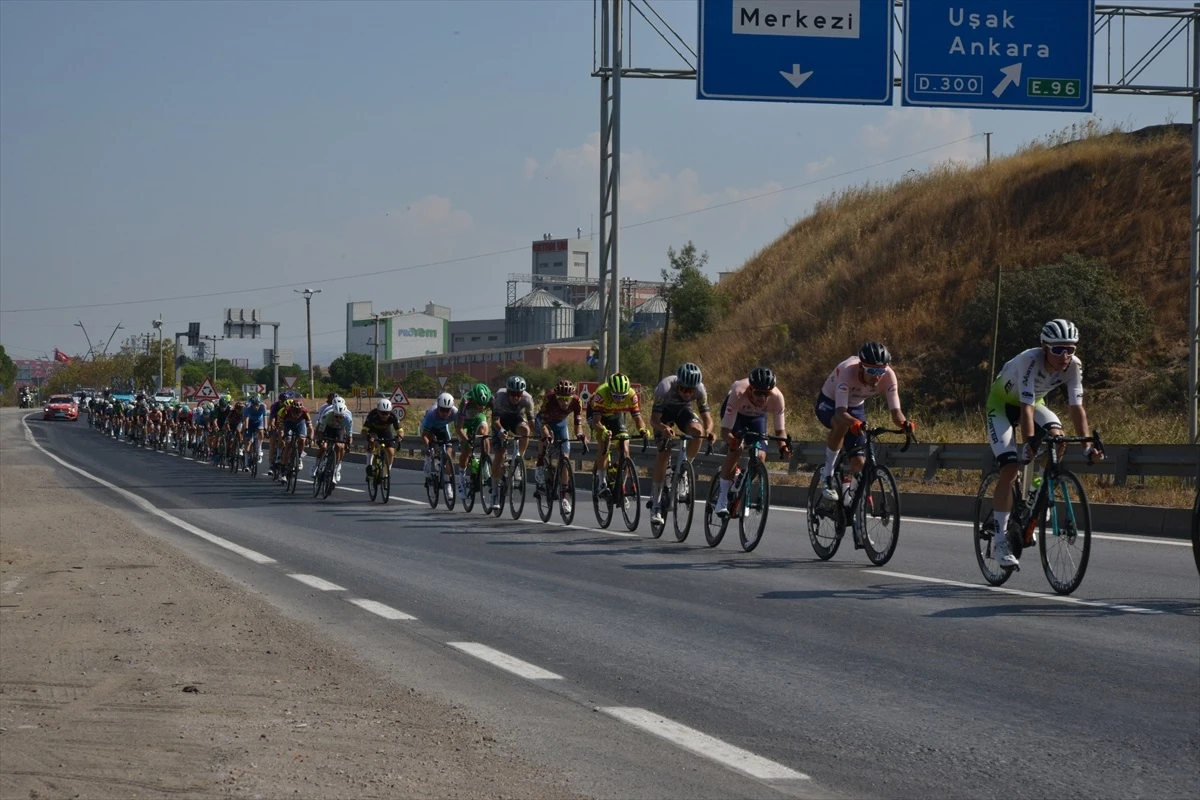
[{"left": 0, "top": 0, "right": 1192, "bottom": 368}]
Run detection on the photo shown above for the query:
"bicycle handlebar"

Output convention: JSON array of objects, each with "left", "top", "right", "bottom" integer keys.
[{"left": 865, "top": 425, "right": 918, "bottom": 453}]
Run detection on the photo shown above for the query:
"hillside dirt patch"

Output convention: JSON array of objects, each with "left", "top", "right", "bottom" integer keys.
[{"left": 0, "top": 442, "right": 586, "bottom": 799}]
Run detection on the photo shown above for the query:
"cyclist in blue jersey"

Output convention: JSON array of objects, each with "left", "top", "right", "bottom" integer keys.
[
  {"left": 242, "top": 395, "right": 268, "bottom": 471},
  {"left": 420, "top": 393, "right": 458, "bottom": 479}
]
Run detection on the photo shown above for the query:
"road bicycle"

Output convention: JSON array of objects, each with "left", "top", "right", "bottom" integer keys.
[
  {"left": 311, "top": 440, "right": 338, "bottom": 500},
  {"left": 280, "top": 433, "right": 302, "bottom": 495},
  {"left": 243, "top": 429, "right": 263, "bottom": 478},
  {"left": 424, "top": 439, "right": 458, "bottom": 510},
  {"left": 649, "top": 434, "right": 712, "bottom": 542},
  {"left": 807, "top": 424, "right": 915, "bottom": 566},
  {"left": 535, "top": 436, "right": 587, "bottom": 525},
  {"left": 488, "top": 429, "right": 528, "bottom": 520},
  {"left": 365, "top": 437, "right": 392, "bottom": 504},
  {"left": 461, "top": 434, "right": 490, "bottom": 514},
  {"left": 973, "top": 431, "right": 1103, "bottom": 595},
  {"left": 703, "top": 430, "right": 789, "bottom": 552},
  {"left": 593, "top": 432, "right": 648, "bottom": 531}
]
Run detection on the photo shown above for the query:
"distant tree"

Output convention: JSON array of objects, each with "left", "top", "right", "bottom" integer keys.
[
  {"left": 963, "top": 253, "right": 1151, "bottom": 388},
  {"left": 328, "top": 352, "right": 374, "bottom": 390},
  {"left": 662, "top": 242, "right": 725, "bottom": 340},
  {"left": 0, "top": 345, "right": 16, "bottom": 390},
  {"left": 401, "top": 370, "right": 439, "bottom": 398}
]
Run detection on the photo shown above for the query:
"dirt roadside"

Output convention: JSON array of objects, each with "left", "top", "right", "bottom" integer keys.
[{"left": 0, "top": 415, "right": 587, "bottom": 800}]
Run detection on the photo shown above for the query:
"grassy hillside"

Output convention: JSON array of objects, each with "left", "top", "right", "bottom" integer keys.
[{"left": 685, "top": 124, "right": 1191, "bottom": 423}]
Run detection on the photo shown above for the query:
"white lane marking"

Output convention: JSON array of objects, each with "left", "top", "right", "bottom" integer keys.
[
  {"left": 871, "top": 569, "right": 1163, "bottom": 614},
  {"left": 21, "top": 420, "right": 277, "bottom": 565},
  {"left": 770, "top": 504, "right": 1187, "bottom": 546},
  {"left": 1, "top": 576, "right": 25, "bottom": 594},
  {"left": 447, "top": 642, "right": 563, "bottom": 680},
  {"left": 599, "top": 706, "right": 809, "bottom": 781},
  {"left": 348, "top": 598, "right": 416, "bottom": 620},
  {"left": 288, "top": 574, "right": 346, "bottom": 592}
]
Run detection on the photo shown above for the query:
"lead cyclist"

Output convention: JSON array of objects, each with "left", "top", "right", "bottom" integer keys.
[{"left": 985, "top": 318, "right": 1104, "bottom": 569}]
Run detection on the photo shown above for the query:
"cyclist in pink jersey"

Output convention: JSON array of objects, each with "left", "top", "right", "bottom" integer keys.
[
  {"left": 714, "top": 367, "right": 792, "bottom": 518},
  {"left": 815, "top": 341, "right": 914, "bottom": 503}
]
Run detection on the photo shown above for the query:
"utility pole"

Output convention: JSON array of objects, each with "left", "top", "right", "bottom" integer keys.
[
  {"left": 201, "top": 335, "right": 224, "bottom": 386},
  {"left": 371, "top": 312, "right": 381, "bottom": 396},
  {"left": 985, "top": 131, "right": 992, "bottom": 164},
  {"left": 101, "top": 321, "right": 123, "bottom": 357},
  {"left": 296, "top": 288, "right": 321, "bottom": 401},
  {"left": 152, "top": 316, "right": 164, "bottom": 390},
  {"left": 988, "top": 263, "right": 1002, "bottom": 395}
]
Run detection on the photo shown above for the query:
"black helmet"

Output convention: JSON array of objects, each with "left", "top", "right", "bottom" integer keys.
[
  {"left": 858, "top": 341, "right": 891, "bottom": 366},
  {"left": 748, "top": 366, "right": 776, "bottom": 391},
  {"left": 676, "top": 362, "right": 702, "bottom": 389}
]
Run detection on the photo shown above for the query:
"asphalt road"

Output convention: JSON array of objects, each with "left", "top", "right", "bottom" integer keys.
[{"left": 23, "top": 414, "right": 1200, "bottom": 799}]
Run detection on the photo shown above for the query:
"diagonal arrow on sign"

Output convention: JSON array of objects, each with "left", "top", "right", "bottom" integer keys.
[
  {"left": 779, "top": 64, "right": 814, "bottom": 89},
  {"left": 992, "top": 63, "right": 1022, "bottom": 97}
]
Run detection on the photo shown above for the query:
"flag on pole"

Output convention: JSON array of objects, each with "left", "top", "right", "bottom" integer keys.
[{"left": 53, "top": 348, "right": 71, "bottom": 363}]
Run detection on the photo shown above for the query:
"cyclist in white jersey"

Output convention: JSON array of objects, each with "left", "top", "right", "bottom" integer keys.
[{"left": 985, "top": 319, "right": 1103, "bottom": 568}]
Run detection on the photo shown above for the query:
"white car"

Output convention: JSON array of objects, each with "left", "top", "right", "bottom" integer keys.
[{"left": 152, "top": 390, "right": 177, "bottom": 404}]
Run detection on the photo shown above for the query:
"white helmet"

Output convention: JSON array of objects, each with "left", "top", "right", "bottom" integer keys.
[
  {"left": 377, "top": 398, "right": 392, "bottom": 412},
  {"left": 1040, "top": 319, "right": 1079, "bottom": 345},
  {"left": 332, "top": 396, "right": 348, "bottom": 414},
  {"left": 436, "top": 392, "right": 455, "bottom": 409}
]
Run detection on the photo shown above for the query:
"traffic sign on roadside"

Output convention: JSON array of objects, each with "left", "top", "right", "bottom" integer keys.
[
  {"left": 393, "top": 406, "right": 407, "bottom": 423},
  {"left": 437, "top": 375, "right": 448, "bottom": 388},
  {"left": 902, "top": 0, "right": 1094, "bottom": 111},
  {"left": 194, "top": 378, "right": 219, "bottom": 401},
  {"left": 283, "top": 375, "right": 299, "bottom": 389},
  {"left": 389, "top": 385, "right": 410, "bottom": 406},
  {"left": 697, "top": 0, "right": 893, "bottom": 105}
]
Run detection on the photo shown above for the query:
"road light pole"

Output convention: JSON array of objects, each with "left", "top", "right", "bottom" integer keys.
[
  {"left": 295, "top": 288, "right": 321, "bottom": 401},
  {"left": 201, "top": 335, "right": 224, "bottom": 387},
  {"left": 152, "top": 316, "right": 164, "bottom": 390},
  {"left": 371, "top": 312, "right": 381, "bottom": 397}
]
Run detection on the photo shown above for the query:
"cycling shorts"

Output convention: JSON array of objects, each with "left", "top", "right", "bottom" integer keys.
[
  {"left": 283, "top": 420, "right": 307, "bottom": 439},
  {"left": 719, "top": 397, "right": 766, "bottom": 449},
  {"left": 540, "top": 418, "right": 571, "bottom": 454},
  {"left": 423, "top": 426, "right": 452, "bottom": 445},
  {"left": 593, "top": 414, "right": 627, "bottom": 438},
  {"left": 460, "top": 414, "right": 488, "bottom": 439},
  {"left": 985, "top": 391, "right": 1062, "bottom": 467},
  {"left": 815, "top": 393, "right": 867, "bottom": 452}
]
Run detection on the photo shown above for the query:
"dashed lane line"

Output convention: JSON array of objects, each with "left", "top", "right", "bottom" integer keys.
[
  {"left": 288, "top": 574, "right": 347, "bottom": 592},
  {"left": 447, "top": 642, "right": 563, "bottom": 680},
  {"left": 347, "top": 598, "right": 417, "bottom": 620},
  {"left": 598, "top": 707, "right": 809, "bottom": 782}
]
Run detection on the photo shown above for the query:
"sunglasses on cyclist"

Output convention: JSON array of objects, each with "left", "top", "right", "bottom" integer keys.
[
  {"left": 678, "top": 386, "right": 697, "bottom": 395},
  {"left": 611, "top": 392, "right": 628, "bottom": 400},
  {"left": 1047, "top": 345, "right": 1077, "bottom": 356},
  {"left": 751, "top": 389, "right": 771, "bottom": 398},
  {"left": 861, "top": 365, "right": 887, "bottom": 376}
]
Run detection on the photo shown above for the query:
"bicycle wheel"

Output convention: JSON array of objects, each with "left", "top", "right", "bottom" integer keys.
[
  {"left": 1039, "top": 469, "right": 1091, "bottom": 595},
  {"left": 322, "top": 460, "right": 336, "bottom": 498},
  {"left": 807, "top": 470, "right": 844, "bottom": 560},
  {"left": 703, "top": 473, "right": 729, "bottom": 547},
  {"left": 619, "top": 459, "right": 640, "bottom": 531},
  {"left": 536, "top": 458, "right": 554, "bottom": 523},
  {"left": 558, "top": 459, "right": 576, "bottom": 525},
  {"left": 249, "top": 450, "right": 258, "bottom": 478},
  {"left": 367, "top": 455, "right": 379, "bottom": 502},
  {"left": 443, "top": 452, "right": 458, "bottom": 511},
  {"left": 312, "top": 455, "right": 325, "bottom": 498},
  {"left": 508, "top": 458, "right": 526, "bottom": 519},
  {"left": 672, "top": 459, "right": 696, "bottom": 542},
  {"left": 380, "top": 460, "right": 391, "bottom": 505},
  {"left": 650, "top": 466, "right": 670, "bottom": 540},
  {"left": 592, "top": 469, "right": 614, "bottom": 529},
  {"left": 973, "top": 469, "right": 1017, "bottom": 586},
  {"left": 286, "top": 453, "right": 299, "bottom": 495},
  {"left": 425, "top": 456, "right": 440, "bottom": 509},
  {"left": 859, "top": 466, "right": 900, "bottom": 567},
  {"left": 739, "top": 459, "right": 770, "bottom": 552},
  {"left": 480, "top": 459, "right": 496, "bottom": 516}
]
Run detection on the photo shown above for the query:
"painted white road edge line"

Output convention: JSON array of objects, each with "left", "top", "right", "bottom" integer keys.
[
  {"left": 871, "top": 569, "right": 1163, "bottom": 614},
  {"left": 447, "top": 642, "right": 563, "bottom": 680},
  {"left": 22, "top": 419, "right": 277, "bottom": 565},
  {"left": 770, "top": 503, "right": 1186, "bottom": 545},
  {"left": 288, "top": 574, "right": 346, "bottom": 592},
  {"left": 599, "top": 706, "right": 808, "bottom": 782},
  {"left": 348, "top": 598, "right": 417, "bottom": 620}
]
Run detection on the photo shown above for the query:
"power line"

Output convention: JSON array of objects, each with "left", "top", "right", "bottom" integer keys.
[{"left": 0, "top": 132, "right": 997, "bottom": 316}]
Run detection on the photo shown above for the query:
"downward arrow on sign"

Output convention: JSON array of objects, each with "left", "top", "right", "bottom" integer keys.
[
  {"left": 993, "top": 63, "right": 1022, "bottom": 97},
  {"left": 779, "top": 64, "right": 814, "bottom": 89}
]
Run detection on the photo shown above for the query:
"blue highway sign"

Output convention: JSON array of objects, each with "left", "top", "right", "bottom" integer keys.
[
  {"left": 902, "top": 0, "right": 1094, "bottom": 112},
  {"left": 697, "top": 0, "right": 893, "bottom": 105}
]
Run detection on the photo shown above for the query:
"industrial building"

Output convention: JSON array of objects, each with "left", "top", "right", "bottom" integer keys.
[{"left": 381, "top": 343, "right": 594, "bottom": 386}]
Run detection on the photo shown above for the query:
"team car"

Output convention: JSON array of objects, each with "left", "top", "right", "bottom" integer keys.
[{"left": 43, "top": 394, "right": 79, "bottom": 421}]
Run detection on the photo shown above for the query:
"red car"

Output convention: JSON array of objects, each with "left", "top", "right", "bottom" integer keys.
[{"left": 43, "top": 395, "right": 78, "bottom": 421}]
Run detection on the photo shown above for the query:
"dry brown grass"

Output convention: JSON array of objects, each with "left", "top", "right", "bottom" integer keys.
[{"left": 679, "top": 124, "right": 1191, "bottom": 424}]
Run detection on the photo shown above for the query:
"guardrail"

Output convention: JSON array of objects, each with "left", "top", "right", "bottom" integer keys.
[{"left": 377, "top": 435, "right": 1199, "bottom": 485}]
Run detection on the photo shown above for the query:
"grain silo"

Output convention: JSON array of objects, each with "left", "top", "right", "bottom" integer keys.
[
  {"left": 633, "top": 294, "right": 668, "bottom": 332},
  {"left": 505, "top": 288, "right": 575, "bottom": 346},
  {"left": 574, "top": 292, "right": 602, "bottom": 340}
]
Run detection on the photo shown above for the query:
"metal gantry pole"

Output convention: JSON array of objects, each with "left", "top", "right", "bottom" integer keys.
[
  {"left": 609, "top": 0, "right": 623, "bottom": 375},
  {"left": 1191, "top": 5, "right": 1200, "bottom": 443},
  {"left": 174, "top": 333, "right": 184, "bottom": 394},
  {"left": 372, "top": 314, "right": 381, "bottom": 396},
  {"left": 271, "top": 323, "right": 281, "bottom": 402},
  {"left": 596, "top": 0, "right": 612, "bottom": 381}
]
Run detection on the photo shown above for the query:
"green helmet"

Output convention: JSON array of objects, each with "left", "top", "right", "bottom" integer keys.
[
  {"left": 469, "top": 383, "right": 492, "bottom": 406},
  {"left": 608, "top": 373, "right": 631, "bottom": 396},
  {"left": 222, "top": 393, "right": 232, "bottom": 403}
]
